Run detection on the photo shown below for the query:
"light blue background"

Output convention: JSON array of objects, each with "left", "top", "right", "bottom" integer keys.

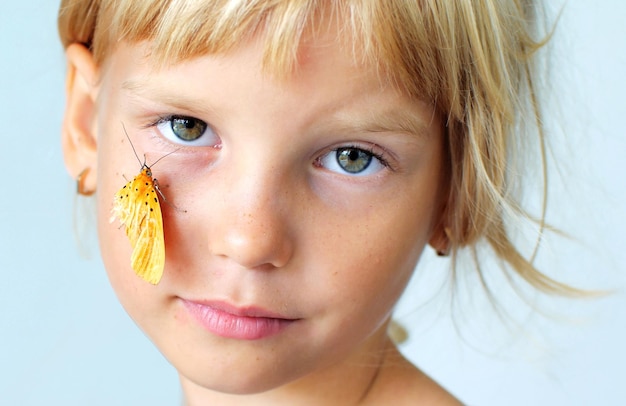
[{"left": 1, "top": 1, "right": 624, "bottom": 405}]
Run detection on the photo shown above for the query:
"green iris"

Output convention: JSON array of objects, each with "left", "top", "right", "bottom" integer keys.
[
  {"left": 171, "top": 117, "right": 207, "bottom": 141},
  {"left": 336, "top": 148, "right": 372, "bottom": 173}
]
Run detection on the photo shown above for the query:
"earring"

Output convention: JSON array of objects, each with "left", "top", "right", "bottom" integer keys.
[
  {"left": 436, "top": 227, "right": 452, "bottom": 257},
  {"left": 76, "top": 168, "right": 95, "bottom": 196}
]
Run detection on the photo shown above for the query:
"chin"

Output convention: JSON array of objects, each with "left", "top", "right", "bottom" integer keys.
[{"left": 178, "top": 366, "right": 303, "bottom": 396}]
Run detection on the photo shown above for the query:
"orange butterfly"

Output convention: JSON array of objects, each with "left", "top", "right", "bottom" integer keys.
[
  {"left": 111, "top": 164, "right": 165, "bottom": 285},
  {"left": 110, "top": 130, "right": 177, "bottom": 285}
]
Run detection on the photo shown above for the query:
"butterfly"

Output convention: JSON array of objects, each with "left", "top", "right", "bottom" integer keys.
[
  {"left": 111, "top": 164, "right": 165, "bottom": 285},
  {"left": 110, "top": 129, "right": 177, "bottom": 285}
]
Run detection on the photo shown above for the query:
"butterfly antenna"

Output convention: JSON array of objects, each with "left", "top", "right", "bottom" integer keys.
[
  {"left": 121, "top": 122, "right": 142, "bottom": 166},
  {"left": 150, "top": 148, "right": 181, "bottom": 167},
  {"left": 121, "top": 122, "right": 180, "bottom": 167}
]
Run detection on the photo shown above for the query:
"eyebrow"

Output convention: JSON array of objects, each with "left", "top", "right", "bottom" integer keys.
[
  {"left": 122, "top": 79, "right": 206, "bottom": 112},
  {"left": 333, "top": 106, "right": 436, "bottom": 140}
]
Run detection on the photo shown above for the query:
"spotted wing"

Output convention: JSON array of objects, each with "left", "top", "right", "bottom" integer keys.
[{"left": 110, "top": 171, "right": 165, "bottom": 284}]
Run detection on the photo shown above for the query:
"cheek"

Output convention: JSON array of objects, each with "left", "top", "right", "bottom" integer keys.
[
  {"left": 314, "top": 212, "right": 428, "bottom": 312},
  {"left": 281, "top": 203, "right": 432, "bottom": 358},
  {"left": 303, "top": 202, "right": 435, "bottom": 338}
]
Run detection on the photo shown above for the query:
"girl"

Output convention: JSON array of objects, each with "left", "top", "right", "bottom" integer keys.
[{"left": 58, "top": 0, "right": 574, "bottom": 404}]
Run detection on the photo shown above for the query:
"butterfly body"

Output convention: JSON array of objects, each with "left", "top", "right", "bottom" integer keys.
[{"left": 111, "top": 164, "right": 165, "bottom": 285}]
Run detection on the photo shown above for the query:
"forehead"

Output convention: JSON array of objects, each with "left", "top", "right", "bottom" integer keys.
[{"left": 108, "top": 36, "right": 397, "bottom": 110}]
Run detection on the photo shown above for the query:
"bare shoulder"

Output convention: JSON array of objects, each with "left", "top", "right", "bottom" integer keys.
[{"left": 363, "top": 344, "right": 462, "bottom": 406}]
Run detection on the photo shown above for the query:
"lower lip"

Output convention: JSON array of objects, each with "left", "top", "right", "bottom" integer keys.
[{"left": 181, "top": 300, "right": 294, "bottom": 340}]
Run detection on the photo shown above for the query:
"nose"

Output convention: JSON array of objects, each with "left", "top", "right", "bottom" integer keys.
[{"left": 208, "top": 169, "right": 295, "bottom": 270}]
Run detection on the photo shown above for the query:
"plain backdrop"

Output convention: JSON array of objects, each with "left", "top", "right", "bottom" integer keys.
[{"left": 1, "top": 1, "right": 624, "bottom": 405}]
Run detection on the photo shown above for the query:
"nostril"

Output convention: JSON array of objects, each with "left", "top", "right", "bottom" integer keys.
[{"left": 252, "top": 262, "right": 282, "bottom": 272}]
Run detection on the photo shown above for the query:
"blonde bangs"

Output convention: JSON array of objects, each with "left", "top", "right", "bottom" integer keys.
[
  {"left": 58, "top": 0, "right": 533, "bottom": 110},
  {"left": 61, "top": 1, "right": 455, "bottom": 100}
]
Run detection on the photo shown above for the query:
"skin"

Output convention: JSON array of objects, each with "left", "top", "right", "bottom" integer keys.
[{"left": 62, "top": 29, "right": 459, "bottom": 405}]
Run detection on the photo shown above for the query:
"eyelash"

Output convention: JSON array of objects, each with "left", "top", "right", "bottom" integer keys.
[
  {"left": 143, "top": 115, "right": 180, "bottom": 135},
  {"left": 150, "top": 115, "right": 201, "bottom": 131},
  {"left": 147, "top": 115, "right": 219, "bottom": 148},
  {"left": 315, "top": 144, "right": 391, "bottom": 177},
  {"left": 335, "top": 145, "right": 389, "bottom": 167},
  {"left": 146, "top": 115, "right": 173, "bottom": 129}
]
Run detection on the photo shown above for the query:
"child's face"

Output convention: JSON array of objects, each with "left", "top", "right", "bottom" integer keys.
[{"left": 87, "top": 32, "right": 446, "bottom": 394}]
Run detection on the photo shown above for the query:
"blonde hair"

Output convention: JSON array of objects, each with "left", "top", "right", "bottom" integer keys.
[{"left": 58, "top": 0, "right": 577, "bottom": 296}]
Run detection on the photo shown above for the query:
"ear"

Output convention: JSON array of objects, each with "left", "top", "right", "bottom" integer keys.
[{"left": 61, "top": 43, "right": 99, "bottom": 192}]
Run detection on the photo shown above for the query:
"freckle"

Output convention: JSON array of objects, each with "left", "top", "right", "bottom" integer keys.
[
  {"left": 145, "top": 201, "right": 148, "bottom": 206},
  {"left": 135, "top": 188, "right": 139, "bottom": 191},
  {"left": 122, "top": 185, "right": 126, "bottom": 189},
  {"left": 154, "top": 197, "right": 158, "bottom": 203},
  {"left": 150, "top": 208, "right": 153, "bottom": 212},
  {"left": 126, "top": 194, "right": 129, "bottom": 198}
]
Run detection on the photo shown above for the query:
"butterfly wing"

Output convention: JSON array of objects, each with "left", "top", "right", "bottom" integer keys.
[
  {"left": 130, "top": 212, "right": 165, "bottom": 285},
  {"left": 111, "top": 169, "right": 165, "bottom": 285}
]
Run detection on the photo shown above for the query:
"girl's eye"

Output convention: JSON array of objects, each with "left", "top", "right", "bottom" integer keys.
[
  {"left": 156, "top": 115, "right": 218, "bottom": 146},
  {"left": 318, "top": 147, "right": 386, "bottom": 176}
]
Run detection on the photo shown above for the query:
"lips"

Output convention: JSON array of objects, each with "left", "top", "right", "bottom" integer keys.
[{"left": 181, "top": 299, "right": 297, "bottom": 340}]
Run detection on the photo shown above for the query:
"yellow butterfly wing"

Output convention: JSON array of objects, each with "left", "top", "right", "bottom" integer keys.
[
  {"left": 110, "top": 167, "right": 165, "bottom": 285},
  {"left": 130, "top": 212, "right": 165, "bottom": 285}
]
